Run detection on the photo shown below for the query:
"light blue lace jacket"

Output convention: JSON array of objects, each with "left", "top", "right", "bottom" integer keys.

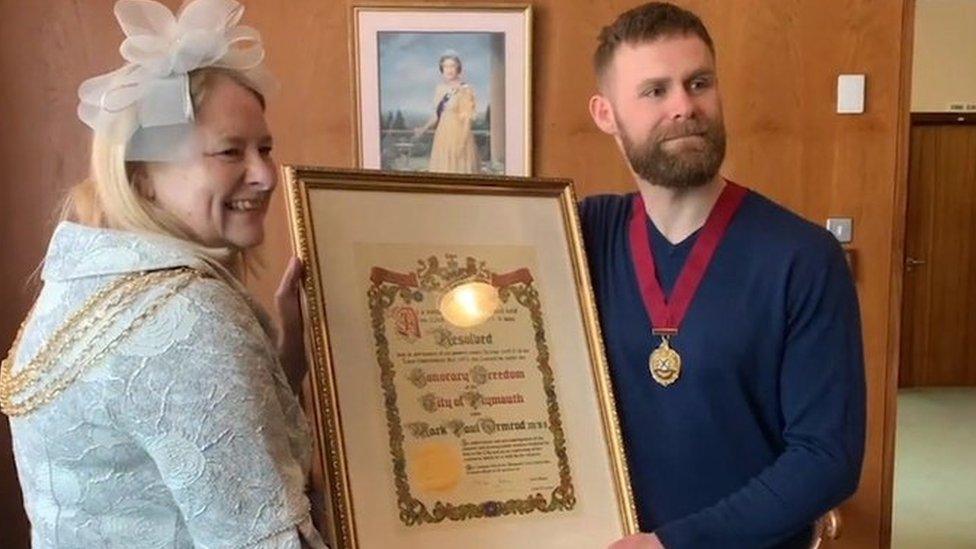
[{"left": 8, "top": 222, "right": 325, "bottom": 548}]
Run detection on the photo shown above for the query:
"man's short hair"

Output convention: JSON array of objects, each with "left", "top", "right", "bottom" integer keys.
[{"left": 594, "top": 2, "right": 715, "bottom": 83}]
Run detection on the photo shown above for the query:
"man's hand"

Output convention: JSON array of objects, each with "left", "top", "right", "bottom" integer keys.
[
  {"left": 275, "top": 256, "right": 307, "bottom": 394},
  {"left": 608, "top": 533, "right": 665, "bottom": 549}
]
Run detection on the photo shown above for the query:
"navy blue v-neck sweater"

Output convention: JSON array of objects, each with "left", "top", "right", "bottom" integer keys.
[{"left": 579, "top": 189, "right": 866, "bottom": 549}]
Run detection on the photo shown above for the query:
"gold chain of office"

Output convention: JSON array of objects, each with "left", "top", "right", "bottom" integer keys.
[{"left": 0, "top": 268, "right": 199, "bottom": 416}]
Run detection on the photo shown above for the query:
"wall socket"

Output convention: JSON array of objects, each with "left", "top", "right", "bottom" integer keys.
[{"left": 826, "top": 218, "right": 853, "bottom": 244}]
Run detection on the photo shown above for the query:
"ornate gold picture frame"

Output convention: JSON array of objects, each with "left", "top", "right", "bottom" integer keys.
[{"left": 283, "top": 167, "right": 636, "bottom": 548}]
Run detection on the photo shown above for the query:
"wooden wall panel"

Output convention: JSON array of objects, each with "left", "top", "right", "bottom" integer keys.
[{"left": 0, "top": 1, "right": 908, "bottom": 547}]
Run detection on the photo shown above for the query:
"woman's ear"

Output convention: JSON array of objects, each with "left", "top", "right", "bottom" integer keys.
[{"left": 129, "top": 163, "right": 155, "bottom": 201}]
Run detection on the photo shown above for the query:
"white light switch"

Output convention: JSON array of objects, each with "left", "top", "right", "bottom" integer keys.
[
  {"left": 837, "top": 74, "right": 865, "bottom": 114},
  {"left": 827, "top": 218, "right": 853, "bottom": 243}
]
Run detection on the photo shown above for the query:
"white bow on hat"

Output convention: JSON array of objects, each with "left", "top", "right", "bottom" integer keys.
[{"left": 77, "top": 0, "right": 270, "bottom": 160}]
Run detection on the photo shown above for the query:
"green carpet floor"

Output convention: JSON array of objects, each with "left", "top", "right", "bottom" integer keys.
[{"left": 892, "top": 387, "right": 976, "bottom": 548}]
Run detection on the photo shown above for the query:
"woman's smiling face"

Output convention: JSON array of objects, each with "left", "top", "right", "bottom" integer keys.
[{"left": 145, "top": 74, "right": 276, "bottom": 250}]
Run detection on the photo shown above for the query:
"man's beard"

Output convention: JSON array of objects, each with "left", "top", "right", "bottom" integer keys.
[{"left": 619, "top": 116, "right": 727, "bottom": 189}]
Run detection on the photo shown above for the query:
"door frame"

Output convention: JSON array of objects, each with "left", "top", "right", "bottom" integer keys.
[
  {"left": 910, "top": 112, "right": 976, "bottom": 125},
  {"left": 880, "top": 0, "right": 915, "bottom": 546}
]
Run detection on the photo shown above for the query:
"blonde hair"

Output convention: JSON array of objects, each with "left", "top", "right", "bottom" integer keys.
[{"left": 61, "top": 67, "right": 267, "bottom": 275}]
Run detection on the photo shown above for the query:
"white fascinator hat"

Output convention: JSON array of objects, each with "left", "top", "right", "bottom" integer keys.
[{"left": 77, "top": 0, "right": 274, "bottom": 161}]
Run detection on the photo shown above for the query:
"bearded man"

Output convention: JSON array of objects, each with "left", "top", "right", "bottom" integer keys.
[{"left": 580, "top": 4, "right": 867, "bottom": 548}]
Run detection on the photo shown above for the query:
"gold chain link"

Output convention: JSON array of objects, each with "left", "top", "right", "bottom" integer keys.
[{"left": 0, "top": 268, "right": 200, "bottom": 416}]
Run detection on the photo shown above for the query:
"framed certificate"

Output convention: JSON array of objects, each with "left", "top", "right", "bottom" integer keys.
[{"left": 283, "top": 167, "right": 636, "bottom": 548}]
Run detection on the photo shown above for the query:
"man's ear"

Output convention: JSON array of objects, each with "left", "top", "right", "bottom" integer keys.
[{"left": 589, "top": 93, "right": 619, "bottom": 136}]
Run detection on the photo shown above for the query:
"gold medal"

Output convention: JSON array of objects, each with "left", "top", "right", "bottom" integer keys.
[
  {"left": 648, "top": 336, "right": 681, "bottom": 387},
  {"left": 630, "top": 185, "right": 746, "bottom": 389}
]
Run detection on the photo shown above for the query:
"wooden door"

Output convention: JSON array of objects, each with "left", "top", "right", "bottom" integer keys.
[{"left": 900, "top": 115, "right": 976, "bottom": 387}]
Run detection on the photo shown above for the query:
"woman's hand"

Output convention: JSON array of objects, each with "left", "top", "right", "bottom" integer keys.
[
  {"left": 275, "top": 256, "right": 307, "bottom": 394},
  {"left": 412, "top": 126, "right": 426, "bottom": 139},
  {"left": 608, "top": 533, "right": 665, "bottom": 549}
]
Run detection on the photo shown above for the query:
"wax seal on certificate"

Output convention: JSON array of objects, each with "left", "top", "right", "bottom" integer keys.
[{"left": 409, "top": 441, "right": 464, "bottom": 492}]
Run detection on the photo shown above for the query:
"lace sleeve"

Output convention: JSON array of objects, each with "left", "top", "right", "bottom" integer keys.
[
  {"left": 249, "top": 517, "right": 328, "bottom": 548},
  {"left": 106, "top": 277, "right": 318, "bottom": 547}
]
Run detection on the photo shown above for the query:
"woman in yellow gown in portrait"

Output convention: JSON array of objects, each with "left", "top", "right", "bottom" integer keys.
[{"left": 413, "top": 51, "right": 481, "bottom": 173}]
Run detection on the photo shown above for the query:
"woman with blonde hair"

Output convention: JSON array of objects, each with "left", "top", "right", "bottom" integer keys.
[{"left": 0, "top": 0, "right": 325, "bottom": 546}]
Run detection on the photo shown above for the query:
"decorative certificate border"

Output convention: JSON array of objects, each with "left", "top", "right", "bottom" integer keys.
[{"left": 368, "top": 255, "right": 575, "bottom": 525}]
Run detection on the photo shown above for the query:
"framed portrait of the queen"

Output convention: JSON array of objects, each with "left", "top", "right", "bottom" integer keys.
[
  {"left": 352, "top": 4, "right": 532, "bottom": 176},
  {"left": 283, "top": 167, "right": 637, "bottom": 548}
]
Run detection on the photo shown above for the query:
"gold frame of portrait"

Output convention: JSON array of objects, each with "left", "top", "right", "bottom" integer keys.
[
  {"left": 282, "top": 166, "right": 637, "bottom": 548},
  {"left": 350, "top": 3, "right": 533, "bottom": 176}
]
